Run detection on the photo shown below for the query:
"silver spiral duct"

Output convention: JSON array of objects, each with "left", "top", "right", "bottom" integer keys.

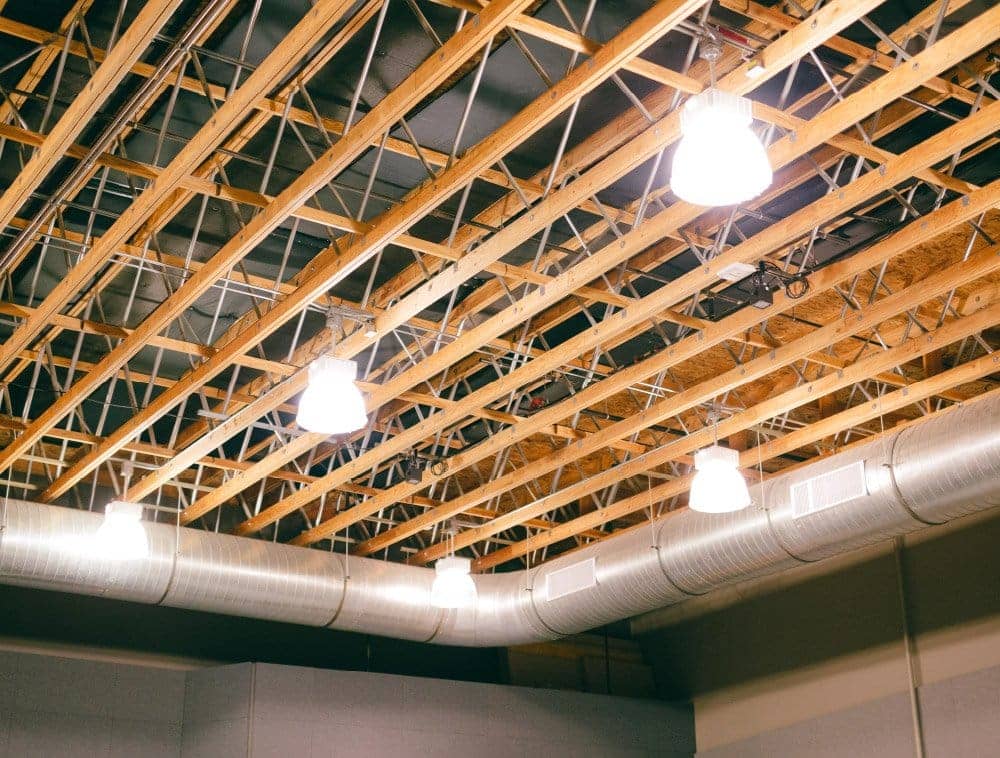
[{"left": 1, "top": 394, "right": 998, "bottom": 646}]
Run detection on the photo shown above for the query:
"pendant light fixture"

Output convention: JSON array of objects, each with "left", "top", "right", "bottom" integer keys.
[
  {"left": 431, "top": 523, "right": 477, "bottom": 609},
  {"left": 689, "top": 409, "right": 751, "bottom": 514},
  {"left": 297, "top": 312, "right": 368, "bottom": 436},
  {"left": 670, "top": 35, "right": 772, "bottom": 207},
  {"left": 297, "top": 355, "right": 368, "bottom": 435},
  {"left": 94, "top": 463, "right": 149, "bottom": 560},
  {"left": 95, "top": 500, "right": 150, "bottom": 560}
]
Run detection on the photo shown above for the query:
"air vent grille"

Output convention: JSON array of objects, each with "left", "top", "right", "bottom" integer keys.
[{"left": 791, "top": 460, "right": 868, "bottom": 518}]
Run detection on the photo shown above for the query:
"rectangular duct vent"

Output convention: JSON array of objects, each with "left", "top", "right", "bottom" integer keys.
[
  {"left": 545, "top": 557, "right": 597, "bottom": 601},
  {"left": 791, "top": 460, "right": 868, "bottom": 519}
]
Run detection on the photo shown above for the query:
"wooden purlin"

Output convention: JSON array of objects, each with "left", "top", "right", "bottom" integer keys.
[
  {"left": 246, "top": 0, "right": 986, "bottom": 492},
  {"left": 351, "top": 5, "right": 794, "bottom": 418},
  {"left": 285, "top": 63, "right": 1000, "bottom": 550},
  {"left": 32, "top": 0, "right": 548, "bottom": 503},
  {"left": 720, "top": 0, "right": 982, "bottom": 105},
  {"left": 0, "top": 0, "right": 360, "bottom": 379},
  {"left": 482, "top": 37, "right": 994, "bottom": 364},
  {"left": 119, "top": 0, "right": 980, "bottom": 507},
  {"left": 0, "top": 410, "right": 599, "bottom": 539},
  {"left": 161, "top": 40, "right": 743, "bottom": 510},
  {"left": 3, "top": 216, "right": 638, "bottom": 489},
  {"left": 0, "top": 0, "right": 246, "bottom": 395},
  {"left": 477, "top": 352, "right": 1000, "bottom": 571},
  {"left": 350, "top": 183, "right": 1000, "bottom": 557},
  {"left": 0, "top": 54, "right": 982, "bottom": 400},
  {"left": 98, "top": 0, "right": 712, "bottom": 512},
  {"left": 0, "top": 0, "right": 183, "bottom": 244},
  {"left": 0, "top": 119, "right": 646, "bottom": 341},
  {"left": 0, "top": 9, "right": 690, "bottom": 253},
  {"left": 0, "top": 0, "right": 364, "bottom": 488},
  {"left": 181, "top": 14, "right": 833, "bottom": 523},
  {"left": 425, "top": 18, "right": 996, "bottom": 419},
  {"left": 404, "top": 240, "right": 1000, "bottom": 565},
  {"left": 154, "top": 0, "right": 816, "bottom": 476},
  {"left": 269, "top": 1, "right": 1000, "bottom": 545},
  {"left": 0, "top": 0, "right": 95, "bottom": 124},
  {"left": 175, "top": 0, "right": 899, "bottom": 532},
  {"left": 0, "top": 301, "right": 294, "bottom": 377},
  {"left": 1, "top": 0, "right": 989, "bottom": 568}
]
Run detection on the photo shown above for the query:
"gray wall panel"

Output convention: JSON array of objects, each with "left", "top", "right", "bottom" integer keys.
[
  {"left": 920, "top": 665, "right": 1000, "bottom": 757},
  {"left": 181, "top": 663, "right": 252, "bottom": 758},
  {"left": 698, "top": 664, "right": 1000, "bottom": 757},
  {"left": 250, "top": 663, "right": 693, "bottom": 757},
  {"left": 109, "top": 718, "right": 183, "bottom": 758},
  {"left": 181, "top": 718, "right": 249, "bottom": 758},
  {"left": 0, "top": 650, "right": 184, "bottom": 758},
  {"left": 0, "top": 650, "right": 690, "bottom": 757}
]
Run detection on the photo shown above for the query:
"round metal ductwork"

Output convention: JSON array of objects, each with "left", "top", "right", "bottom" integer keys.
[{"left": 1, "top": 394, "right": 998, "bottom": 646}]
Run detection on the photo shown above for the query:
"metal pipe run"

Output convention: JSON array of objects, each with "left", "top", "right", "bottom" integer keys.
[{"left": 0, "top": 393, "right": 997, "bottom": 646}]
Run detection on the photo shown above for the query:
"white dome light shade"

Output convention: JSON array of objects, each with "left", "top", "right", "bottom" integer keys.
[
  {"left": 671, "top": 88, "right": 772, "bottom": 207},
  {"left": 430, "top": 556, "right": 478, "bottom": 609},
  {"left": 297, "top": 356, "right": 368, "bottom": 436},
  {"left": 95, "top": 501, "right": 149, "bottom": 561},
  {"left": 689, "top": 444, "right": 752, "bottom": 514}
]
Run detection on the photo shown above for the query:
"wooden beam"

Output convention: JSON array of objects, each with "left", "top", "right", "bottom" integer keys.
[
  {"left": 0, "top": 119, "right": 655, "bottom": 317},
  {"left": 180, "top": 0, "right": 896, "bottom": 533},
  {"left": 0, "top": 0, "right": 182, "bottom": 240},
  {"left": 288, "top": 85, "right": 1000, "bottom": 548},
  {"left": 0, "top": 0, "right": 359, "bottom": 475},
  {"left": 0, "top": 0, "right": 95, "bottom": 124},
  {"left": 0, "top": 0, "right": 359, "bottom": 377},
  {"left": 721, "top": 0, "right": 981, "bottom": 106},
  {"left": 0, "top": 7, "right": 685, "bottom": 250},
  {"left": 476, "top": 345, "right": 1000, "bottom": 570},
  {"left": 404, "top": 244, "right": 1000, "bottom": 564},
  {"left": 149, "top": 0, "right": 978, "bottom": 490},
  {"left": 120, "top": 0, "right": 804, "bottom": 472},
  {"left": 28, "top": 0, "right": 545, "bottom": 502},
  {"left": 0, "top": 301, "right": 295, "bottom": 377},
  {"left": 82, "top": 0, "right": 711, "bottom": 514},
  {"left": 278, "top": 13, "right": 1000, "bottom": 545},
  {"left": 0, "top": 0, "right": 244, "bottom": 398}
]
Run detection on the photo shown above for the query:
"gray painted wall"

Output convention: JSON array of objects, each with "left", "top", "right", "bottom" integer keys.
[
  {"left": 0, "top": 650, "right": 185, "bottom": 757},
  {"left": 696, "top": 662, "right": 1000, "bottom": 757},
  {"left": 244, "top": 663, "right": 692, "bottom": 757},
  {"left": 0, "top": 651, "right": 693, "bottom": 757},
  {"left": 182, "top": 663, "right": 254, "bottom": 758},
  {"left": 638, "top": 510, "right": 1000, "bottom": 750}
]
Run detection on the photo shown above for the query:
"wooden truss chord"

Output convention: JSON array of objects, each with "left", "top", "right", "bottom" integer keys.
[{"left": 277, "top": 9, "right": 1000, "bottom": 546}]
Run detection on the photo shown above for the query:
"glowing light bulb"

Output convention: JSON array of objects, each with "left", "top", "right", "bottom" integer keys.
[
  {"left": 297, "top": 356, "right": 368, "bottom": 435},
  {"left": 95, "top": 501, "right": 149, "bottom": 561},
  {"left": 430, "top": 556, "right": 477, "bottom": 609},
  {"left": 671, "top": 88, "right": 772, "bottom": 207},
  {"left": 689, "top": 445, "right": 751, "bottom": 514}
]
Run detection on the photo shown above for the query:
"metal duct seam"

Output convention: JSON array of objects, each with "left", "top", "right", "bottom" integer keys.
[
  {"left": 0, "top": 393, "right": 997, "bottom": 646},
  {"left": 528, "top": 525, "right": 690, "bottom": 636},
  {"left": 0, "top": 499, "right": 175, "bottom": 603},
  {"left": 890, "top": 396, "right": 1000, "bottom": 524},
  {"left": 768, "top": 439, "right": 920, "bottom": 562},
  {"left": 429, "top": 572, "right": 554, "bottom": 647},
  {"left": 660, "top": 489, "right": 804, "bottom": 596},
  {"left": 163, "top": 527, "right": 346, "bottom": 627},
  {"left": 328, "top": 557, "right": 444, "bottom": 642}
]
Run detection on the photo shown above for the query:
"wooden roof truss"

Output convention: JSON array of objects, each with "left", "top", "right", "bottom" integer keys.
[{"left": 0, "top": 0, "right": 997, "bottom": 571}]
